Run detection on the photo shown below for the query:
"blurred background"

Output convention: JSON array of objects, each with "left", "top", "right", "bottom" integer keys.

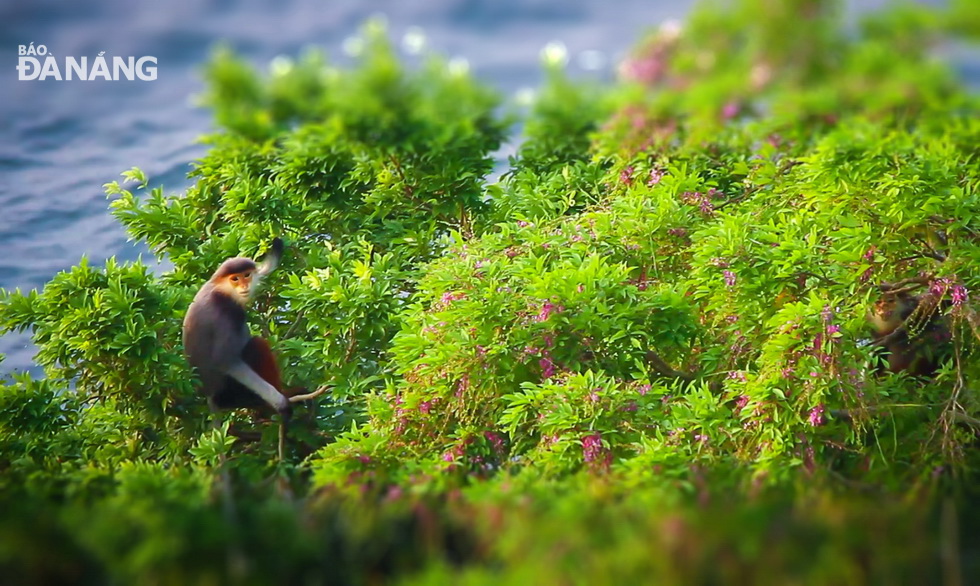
[{"left": 0, "top": 0, "right": 967, "bottom": 372}]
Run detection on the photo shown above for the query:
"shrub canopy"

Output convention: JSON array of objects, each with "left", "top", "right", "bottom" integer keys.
[{"left": 2, "top": 2, "right": 980, "bottom": 583}]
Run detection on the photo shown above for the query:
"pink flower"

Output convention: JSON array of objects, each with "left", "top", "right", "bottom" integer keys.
[
  {"left": 539, "top": 356, "right": 556, "bottom": 379},
  {"left": 735, "top": 395, "right": 749, "bottom": 411},
  {"left": 648, "top": 168, "right": 665, "bottom": 186},
  {"left": 821, "top": 305, "right": 834, "bottom": 323},
  {"left": 930, "top": 278, "right": 951, "bottom": 297},
  {"left": 441, "top": 291, "right": 466, "bottom": 304},
  {"left": 722, "top": 101, "right": 739, "bottom": 120},
  {"left": 952, "top": 285, "right": 969, "bottom": 306},
  {"left": 723, "top": 270, "right": 736, "bottom": 288},
  {"left": 582, "top": 432, "right": 610, "bottom": 468},
  {"left": 484, "top": 431, "right": 505, "bottom": 453},
  {"left": 620, "top": 166, "right": 635, "bottom": 185},
  {"left": 808, "top": 404, "right": 825, "bottom": 427},
  {"left": 536, "top": 300, "right": 562, "bottom": 322},
  {"left": 618, "top": 44, "right": 669, "bottom": 85}
]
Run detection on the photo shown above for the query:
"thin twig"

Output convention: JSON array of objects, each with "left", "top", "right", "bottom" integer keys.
[
  {"left": 282, "top": 309, "right": 306, "bottom": 340},
  {"left": 278, "top": 418, "right": 287, "bottom": 463},
  {"left": 289, "top": 385, "right": 330, "bottom": 403}
]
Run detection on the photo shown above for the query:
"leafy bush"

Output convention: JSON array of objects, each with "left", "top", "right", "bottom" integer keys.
[{"left": 3, "top": 2, "right": 980, "bottom": 583}]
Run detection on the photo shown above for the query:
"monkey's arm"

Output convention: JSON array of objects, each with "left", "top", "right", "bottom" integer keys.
[{"left": 225, "top": 361, "right": 291, "bottom": 414}]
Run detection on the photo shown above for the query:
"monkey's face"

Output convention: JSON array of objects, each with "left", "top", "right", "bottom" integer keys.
[
  {"left": 868, "top": 294, "right": 913, "bottom": 334},
  {"left": 224, "top": 270, "right": 256, "bottom": 304}
]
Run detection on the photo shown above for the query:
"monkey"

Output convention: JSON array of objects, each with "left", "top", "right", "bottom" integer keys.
[
  {"left": 183, "top": 238, "right": 330, "bottom": 462},
  {"left": 868, "top": 289, "right": 951, "bottom": 378},
  {"left": 182, "top": 238, "right": 293, "bottom": 418}
]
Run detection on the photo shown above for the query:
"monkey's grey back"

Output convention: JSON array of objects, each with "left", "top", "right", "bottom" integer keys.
[{"left": 183, "top": 285, "right": 250, "bottom": 398}]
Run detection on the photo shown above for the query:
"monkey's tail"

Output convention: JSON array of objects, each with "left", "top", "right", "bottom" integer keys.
[{"left": 257, "top": 237, "right": 284, "bottom": 277}]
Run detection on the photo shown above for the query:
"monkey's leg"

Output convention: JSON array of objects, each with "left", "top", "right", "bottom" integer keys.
[
  {"left": 225, "top": 362, "right": 291, "bottom": 414},
  {"left": 241, "top": 337, "right": 284, "bottom": 392},
  {"left": 241, "top": 336, "right": 291, "bottom": 462}
]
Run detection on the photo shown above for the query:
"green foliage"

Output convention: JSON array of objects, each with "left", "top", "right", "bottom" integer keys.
[{"left": 4, "top": 0, "right": 980, "bottom": 582}]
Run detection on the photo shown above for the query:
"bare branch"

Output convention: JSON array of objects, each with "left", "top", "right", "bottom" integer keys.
[
  {"left": 645, "top": 351, "right": 696, "bottom": 381},
  {"left": 289, "top": 385, "right": 330, "bottom": 403},
  {"left": 877, "top": 275, "right": 933, "bottom": 294}
]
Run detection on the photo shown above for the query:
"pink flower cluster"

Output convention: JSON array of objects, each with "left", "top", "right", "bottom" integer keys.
[
  {"left": 440, "top": 291, "right": 466, "bottom": 305},
  {"left": 734, "top": 394, "right": 750, "bottom": 412},
  {"left": 721, "top": 101, "right": 740, "bottom": 120},
  {"left": 808, "top": 404, "right": 825, "bottom": 427},
  {"left": 484, "top": 431, "right": 506, "bottom": 454},
  {"left": 536, "top": 300, "right": 563, "bottom": 322},
  {"left": 582, "top": 432, "right": 611, "bottom": 469},
  {"left": 539, "top": 355, "right": 556, "bottom": 379},
  {"left": 680, "top": 191, "right": 715, "bottom": 215},
  {"left": 952, "top": 284, "right": 969, "bottom": 306},
  {"left": 648, "top": 168, "right": 665, "bottom": 186},
  {"left": 723, "top": 270, "right": 737, "bottom": 288},
  {"left": 620, "top": 166, "right": 635, "bottom": 185}
]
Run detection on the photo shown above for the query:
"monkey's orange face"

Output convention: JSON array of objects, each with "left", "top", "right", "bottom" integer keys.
[
  {"left": 225, "top": 271, "right": 255, "bottom": 304},
  {"left": 872, "top": 298, "right": 897, "bottom": 320},
  {"left": 869, "top": 296, "right": 907, "bottom": 334}
]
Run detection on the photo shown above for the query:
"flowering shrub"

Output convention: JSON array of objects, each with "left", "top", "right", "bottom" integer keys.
[{"left": 2, "top": 1, "right": 980, "bottom": 583}]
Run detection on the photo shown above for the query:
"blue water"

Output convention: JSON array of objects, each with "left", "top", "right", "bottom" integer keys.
[{"left": 0, "top": 0, "right": 971, "bottom": 373}]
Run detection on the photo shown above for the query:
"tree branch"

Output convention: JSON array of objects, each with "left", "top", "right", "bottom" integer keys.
[{"left": 289, "top": 385, "right": 330, "bottom": 403}]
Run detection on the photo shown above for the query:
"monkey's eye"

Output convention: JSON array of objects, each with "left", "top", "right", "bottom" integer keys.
[{"left": 231, "top": 276, "right": 239, "bottom": 282}]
